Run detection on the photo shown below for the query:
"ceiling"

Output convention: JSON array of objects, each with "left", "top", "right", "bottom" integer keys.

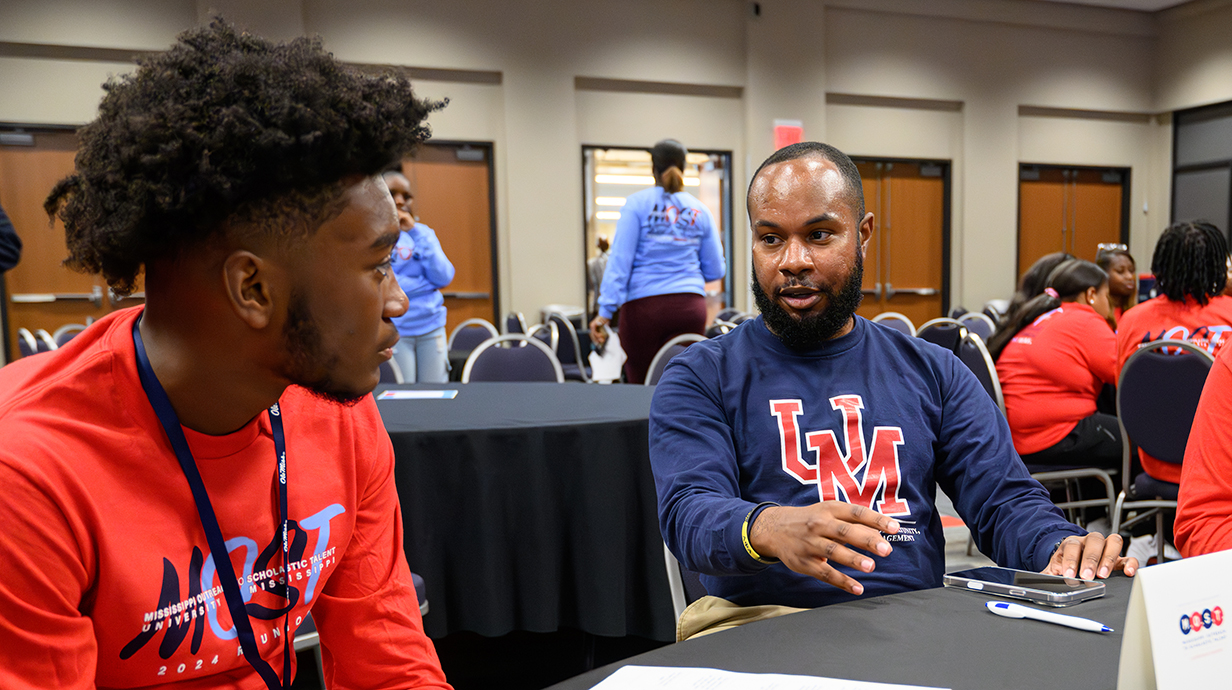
[{"left": 1033, "top": 0, "right": 1193, "bottom": 11}]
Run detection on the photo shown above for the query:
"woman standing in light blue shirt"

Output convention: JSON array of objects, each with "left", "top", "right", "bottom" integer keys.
[
  {"left": 588, "top": 140, "right": 726, "bottom": 383},
  {"left": 384, "top": 169, "right": 455, "bottom": 382}
]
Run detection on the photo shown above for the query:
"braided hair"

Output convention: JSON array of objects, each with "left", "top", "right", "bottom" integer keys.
[{"left": 1151, "top": 220, "right": 1229, "bottom": 305}]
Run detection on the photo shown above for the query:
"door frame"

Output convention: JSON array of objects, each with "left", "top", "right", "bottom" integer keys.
[
  {"left": 410, "top": 139, "right": 501, "bottom": 326},
  {"left": 1016, "top": 162, "right": 1131, "bottom": 276},
  {"left": 850, "top": 156, "right": 953, "bottom": 317},
  {"left": 1171, "top": 100, "right": 1232, "bottom": 241},
  {"left": 580, "top": 144, "right": 735, "bottom": 317}
]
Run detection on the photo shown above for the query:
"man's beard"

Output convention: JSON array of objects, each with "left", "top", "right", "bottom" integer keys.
[
  {"left": 751, "top": 249, "right": 864, "bottom": 351},
  {"left": 281, "top": 293, "right": 366, "bottom": 406}
]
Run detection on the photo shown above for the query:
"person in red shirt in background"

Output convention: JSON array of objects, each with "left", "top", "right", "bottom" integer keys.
[
  {"left": 1175, "top": 342, "right": 1232, "bottom": 557},
  {"left": 1097, "top": 247, "right": 1136, "bottom": 326},
  {"left": 1116, "top": 220, "right": 1232, "bottom": 487},
  {"left": 990, "top": 260, "right": 1119, "bottom": 470}
]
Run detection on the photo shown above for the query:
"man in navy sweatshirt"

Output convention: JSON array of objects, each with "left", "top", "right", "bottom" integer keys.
[{"left": 649, "top": 142, "right": 1136, "bottom": 612}]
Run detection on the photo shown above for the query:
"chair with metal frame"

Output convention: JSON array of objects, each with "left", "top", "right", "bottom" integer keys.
[
  {"left": 461, "top": 334, "right": 565, "bottom": 383},
  {"left": 706, "top": 320, "right": 735, "bottom": 338},
  {"left": 716, "top": 308, "right": 742, "bottom": 323},
  {"left": 871, "top": 311, "right": 916, "bottom": 336},
  {"left": 915, "top": 317, "right": 967, "bottom": 354},
  {"left": 1112, "top": 339, "right": 1214, "bottom": 565},
  {"left": 956, "top": 312, "right": 997, "bottom": 342},
  {"left": 526, "top": 322, "right": 559, "bottom": 354},
  {"left": 663, "top": 544, "right": 709, "bottom": 624},
  {"left": 546, "top": 311, "right": 591, "bottom": 382},
  {"left": 955, "top": 331, "right": 1116, "bottom": 551},
  {"left": 503, "top": 311, "right": 528, "bottom": 335},
  {"left": 645, "top": 333, "right": 707, "bottom": 386},
  {"left": 379, "top": 357, "right": 404, "bottom": 384},
  {"left": 447, "top": 318, "right": 500, "bottom": 353},
  {"left": 52, "top": 323, "right": 88, "bottom": 347},
  {"left": 16, "top": 328, "right": 38, "bottom": 358},
  {"left": 33, "top": 329, "right": 57, "bottom": 353}
]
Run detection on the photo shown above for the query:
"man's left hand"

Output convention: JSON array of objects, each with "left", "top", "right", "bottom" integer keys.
[{"left": 1042, "top": 533, "right": 1138, "bottom": 580}]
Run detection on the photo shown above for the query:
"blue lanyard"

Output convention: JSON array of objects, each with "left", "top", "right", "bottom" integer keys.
[{"left": 132, "top": 318, "right": 290, "bottom": 690}]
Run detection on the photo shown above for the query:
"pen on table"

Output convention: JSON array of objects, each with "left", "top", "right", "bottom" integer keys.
[{"left": 985, "top": 600, "right": 1114, "bottom": 633}]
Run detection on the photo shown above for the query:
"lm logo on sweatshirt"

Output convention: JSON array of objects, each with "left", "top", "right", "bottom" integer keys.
[{"left": 769, "top": 395, "right": 910, "bottom": 516}]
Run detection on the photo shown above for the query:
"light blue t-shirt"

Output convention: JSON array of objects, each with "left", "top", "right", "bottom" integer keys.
[
  {"left": 391, "top": 222, "right": 455, "bottom": 337},
  {"left": 597, "top": 187, "right": 726, "bottom": 319}
]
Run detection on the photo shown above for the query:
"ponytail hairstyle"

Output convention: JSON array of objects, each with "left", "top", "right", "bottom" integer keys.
[
  {"left": 1151, "top": 220, "right": 1228, "bottom": 305},
  {"left": 651, "top": 138, "right": 687, "bottom": 194},
  {"left": 988, "top": 259, "right": 1108, "bottom": 360}
]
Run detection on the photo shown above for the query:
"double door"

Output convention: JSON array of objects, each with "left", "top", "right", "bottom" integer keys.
[
  {"left": 1018, "top": 166, "right": 1127, "bottom": 276},
  {"left": 854, "top": 160, "right": 949, "bottom": 327}
]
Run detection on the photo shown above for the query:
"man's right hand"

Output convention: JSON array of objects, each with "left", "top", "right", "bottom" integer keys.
[{"left": 748, "top": 502, "right": 899, "bottom": 596}]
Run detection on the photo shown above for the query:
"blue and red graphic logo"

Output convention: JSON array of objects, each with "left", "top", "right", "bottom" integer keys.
[{"left": 1179, "top": 605, "right": 1224, "bottom": 635}]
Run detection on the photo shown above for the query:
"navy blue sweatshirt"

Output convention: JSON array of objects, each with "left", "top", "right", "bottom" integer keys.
[{"left": 649, "top": 315, "right": 1083, "bottom": 608}]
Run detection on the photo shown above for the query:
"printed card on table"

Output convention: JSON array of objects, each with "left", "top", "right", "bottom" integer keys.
[{"left": 1117, "top": 549, "right": 1232, "bottom": 690}]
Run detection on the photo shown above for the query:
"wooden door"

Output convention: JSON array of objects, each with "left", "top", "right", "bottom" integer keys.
[
  {"left": 0, "top": 130, "right": 146, "bottom": 362},
  {"left": 397, "top": 143, "right": 497, "bottom": 335},
  {"left": 855, "top": 161, "right": 947, "bottom": 328},
  {"left": 1018, "top": 166, "right": 1125, "bottom": 276}
]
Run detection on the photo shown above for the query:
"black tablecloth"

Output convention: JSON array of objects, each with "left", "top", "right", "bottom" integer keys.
[
  {"left": 377, "top": 382, "right": 675, "bottom": 642},
  {"left": 547, "top": 575, "right": 1135, "bottom": 690}
]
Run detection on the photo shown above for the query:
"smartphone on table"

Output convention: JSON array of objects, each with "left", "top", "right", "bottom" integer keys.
[{"left": 942, "top": 566, "right": 1105, "bottom": 607}]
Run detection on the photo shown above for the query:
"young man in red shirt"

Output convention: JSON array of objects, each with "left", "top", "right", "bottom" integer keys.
[{"left": 0, "top": 20, "right": 450, "bottom": 690}]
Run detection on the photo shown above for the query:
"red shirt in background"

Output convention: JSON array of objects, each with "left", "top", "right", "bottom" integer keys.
[
  {"left": 1175, "top": 343, "right": 1232, "bottom": 557},
  {"left": 997, "top": 303, "right": 1117, "bottom": 456},
  {"left": 1116, "top": 295, "right": 1232, "bottom": 483}
]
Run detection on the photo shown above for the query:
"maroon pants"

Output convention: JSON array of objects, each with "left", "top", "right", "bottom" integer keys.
[{"left": 619, "top": 293, "right": 707, "bottom": 384}]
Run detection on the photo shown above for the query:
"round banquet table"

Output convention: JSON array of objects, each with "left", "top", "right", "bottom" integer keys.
[
  {"left": 546, "top": 575, "right": 1135, "bottom": 690},
  {"left": 376, "top": 382, "right": 676, "bottom": 642}
]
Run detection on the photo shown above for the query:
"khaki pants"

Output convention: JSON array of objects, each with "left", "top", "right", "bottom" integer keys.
[{"left": 676, "top": 595, "right": 808, "bottom": 642}]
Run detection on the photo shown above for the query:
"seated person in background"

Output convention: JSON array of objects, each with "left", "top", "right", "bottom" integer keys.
[
  {"left": 1176, "top": 342, "right": 1232, "bottom": 557},
  {"left": 1097, "top": 247, "right": 1137, "bottom": 325},
  {"left": 649, "top": 142, "right": 1135, "bottom": 616},
  {"left": 0, "top": 21, "right": 450, "bottom": 689},
  {"left": 383, "top": 168, "right": 455, "bottom": 383},
  {"left": 1117, "top": 219, "right": 1232, "bottom": 487},
  {"left": 988, "top": 251, "right": 1073, "bottom": 336},
  {"left": 991, "top": 260, "right": 1120, "bottom": 470}
]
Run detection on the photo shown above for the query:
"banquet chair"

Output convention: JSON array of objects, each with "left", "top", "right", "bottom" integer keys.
[
  {"left": 956, "top": 331, "right": 1115, "bottom": 542},
  {"left": 729, "top": 312, "right": 756, "bottom": 325},
  {"left": 915, "top": 318, "right": 967, "bottom": 354},
  {"left": 706, "top": 320, "right": 735, "bottom": 338},
  {"left": 379, "top": 357, "right": 404, "bottom": 384},
  {"left": 448, "top": 318, "right": 500, "bottom": 352},
  {"left": 53, "top": 323, "right": 87, "bottom": 347},
  {"left": 957, "top": 312, "right": 997, "bottom": 341},
  {"left": 871, "top": 312, "right": 916, "bottom": 336},
  {"left": 16, "top": 328, "right": 38, "bottom": 358},
  {"left": 547, "top": 312, "right": 591, "bottom": 382},
  {"left": 527, "top": 322, "right": 559, "bottom": 353},
  {"left": 461, "top": 335, "right": 565, "bottom": 383},
  {"left": 663, "top": 544, "right": 708, "bottom": 623},
  {"left": 716, "top": 308, "right": 742, "bottom": 323},
  {"left": 34, "top": 329, "right": 57, "bottom": 353},
  {"left": 645, "top": 333, "right": 706, "bottom": 386},
  {"left": 1112, "top": 339, "right": 1214, "bottom": 564},
  {"left": 949, "top": 306, "right": 969, "bottom": 319},
  {"left": 503, "top": 311, "right": 528, "bottom": 335}
]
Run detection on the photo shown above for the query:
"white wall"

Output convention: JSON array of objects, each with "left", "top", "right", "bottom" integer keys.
[{"left": 4, "top": 0, "right": 1232, "bottom": 317}]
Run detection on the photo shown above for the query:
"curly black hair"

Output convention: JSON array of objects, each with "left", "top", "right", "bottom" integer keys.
[
  {"left": 1151, "top": 220, "right": 1228, "bottom": 305},
  {"left": 45, "top": 19, "right": 444, "bottom": 295}
]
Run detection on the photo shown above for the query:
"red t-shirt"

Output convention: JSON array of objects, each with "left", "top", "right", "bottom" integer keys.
[
  {"left": 1116, "top": 295, "right": 1232, "bottom": 483},
  {"left": 1175, "top": 343, "right": 1232, "bottom": 557},
  {"left": 0, "top": 308, "right": 450, "bottom": 690},
  {"left": 997, "top": 303, "right": 1116, "bottom": 455}
]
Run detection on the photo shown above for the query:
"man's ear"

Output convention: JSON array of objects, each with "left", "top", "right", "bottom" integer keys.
[
  {"left": 859, "top": 212, "right": 875, "bottom": 257},
  {"left": 222, "top": 250, "right": 276, "bottom": 330}
]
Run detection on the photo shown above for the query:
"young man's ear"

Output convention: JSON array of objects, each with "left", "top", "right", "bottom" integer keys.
[{"left": 223, "top": 250, "right": 275, "bottom": 329}]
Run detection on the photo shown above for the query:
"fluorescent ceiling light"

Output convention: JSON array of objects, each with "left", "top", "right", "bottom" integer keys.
[
  {"left": 595, "top": 174, "right": 700, "bottom": 186},
  {"left": 595, "top": 211, "right": 622, "bottom": 220},
  {"left": 596, "top": 197, "right": 627, "bottom": 206}
]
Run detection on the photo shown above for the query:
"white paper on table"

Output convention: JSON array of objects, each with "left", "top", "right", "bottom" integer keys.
[
  {"left": 588, "top": 327, "right": 626, "bottom": 383},
  {"left": 587, "top": 666, "right": 949, "bottom": 690},
  {"left": 1117, "top": 548, "right": 1232, "bottom": 690},
  {"left": 376, "top": 389, "right": 459, "bottom": 400}
]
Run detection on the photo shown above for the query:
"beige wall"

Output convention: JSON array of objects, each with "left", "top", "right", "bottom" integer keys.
[{"left": 3, "top": 0, "right": 1232, "bottom": 318}]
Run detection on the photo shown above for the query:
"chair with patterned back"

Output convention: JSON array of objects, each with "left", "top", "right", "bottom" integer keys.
[
  {"left": 871, "top": 312, "right": 916, "bottom": 337},
  {"left": 461, "top": 335, "right": 565, "bottom": 383},
  {"left": 1112, "top": 339, "right": 1214, "bottom": 564},
  {"left": 645, "top": 333, "right": 707, "bottom": 386}
]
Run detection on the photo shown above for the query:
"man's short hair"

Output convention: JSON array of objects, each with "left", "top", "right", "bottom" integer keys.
[
  {"left": 747, "top": 142, "right": 865, "bottom": 221},
  {"left": 45, "top": 19, "right": 443, "bottom": 295}
]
